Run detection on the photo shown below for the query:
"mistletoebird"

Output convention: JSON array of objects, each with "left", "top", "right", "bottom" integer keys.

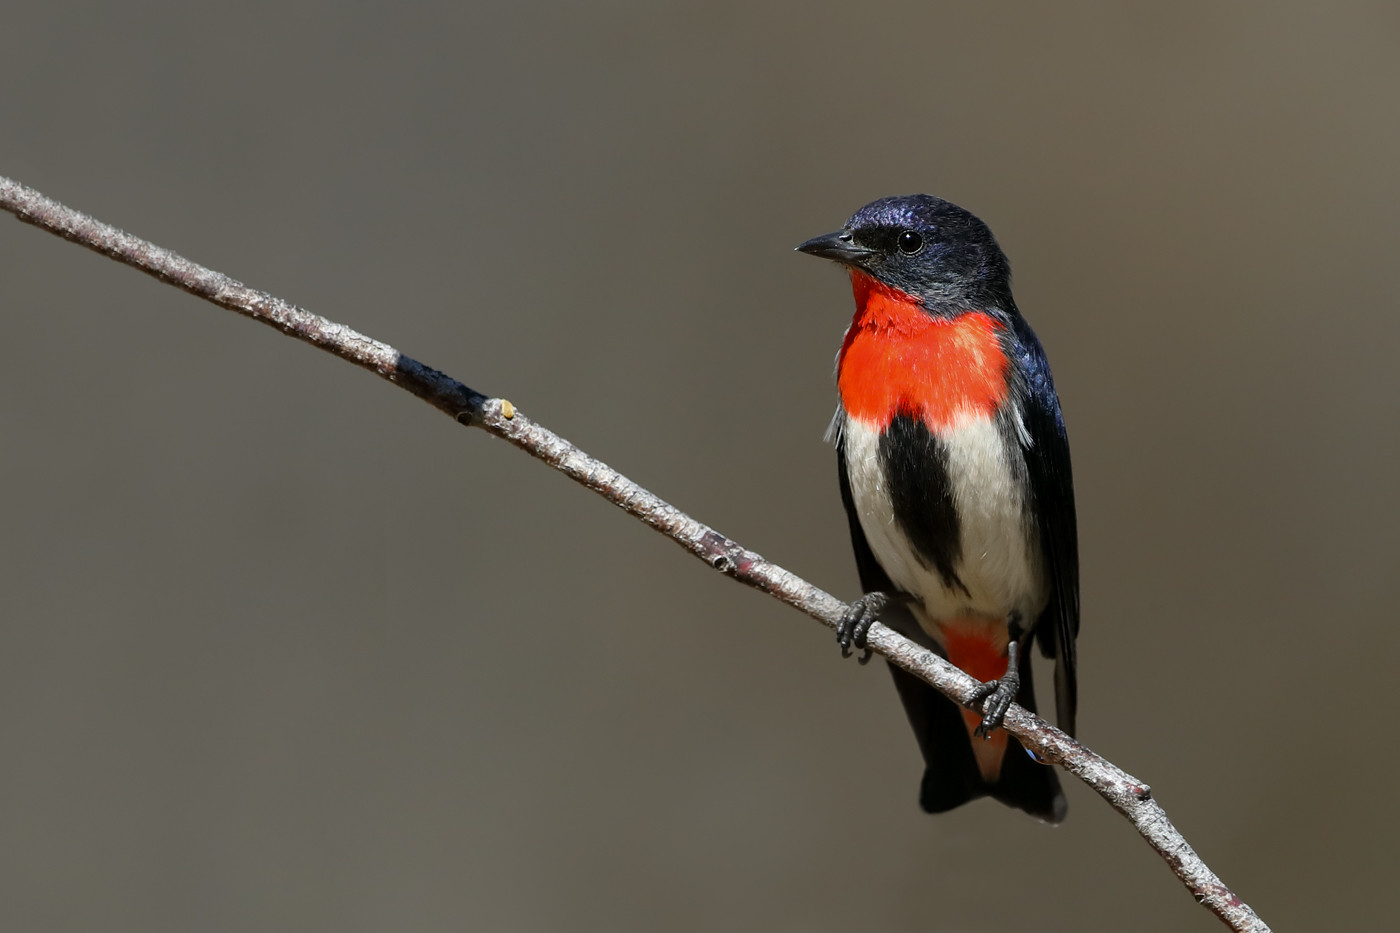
[{"left": 798, "top": 195, "right": 1079, "bottom": 821}]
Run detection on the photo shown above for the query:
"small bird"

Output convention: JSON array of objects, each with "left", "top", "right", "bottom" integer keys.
[{"left": 797, "top": 195, "right": 1078, "bottom": 821}]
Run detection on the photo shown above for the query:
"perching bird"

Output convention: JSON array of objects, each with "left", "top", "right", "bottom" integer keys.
[{"left": 798, "top": 195, "right": 1078, "bottom": 821}]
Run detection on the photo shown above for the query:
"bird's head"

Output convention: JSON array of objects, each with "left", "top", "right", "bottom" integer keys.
[{"left": 797, "top": 194, "right": 1013, "bottom": 312}]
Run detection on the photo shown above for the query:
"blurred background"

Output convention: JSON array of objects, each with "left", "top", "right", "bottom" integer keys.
[{"left": 3, "top": 3, "right": 1396, "bottom": 930}]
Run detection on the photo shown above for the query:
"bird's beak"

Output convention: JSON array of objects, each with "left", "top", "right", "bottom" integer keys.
[{"left": 795, "top": 230, "right": 875, "bottom": 265}]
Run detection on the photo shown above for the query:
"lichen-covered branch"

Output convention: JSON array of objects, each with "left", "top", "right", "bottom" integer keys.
[{"left": 0, "top": 175, "right": 1270, "bottom": 933}]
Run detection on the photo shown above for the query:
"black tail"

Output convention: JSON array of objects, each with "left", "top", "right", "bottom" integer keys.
[{"left": 888, "top": 657, "right": 1066, "bottom": 823}]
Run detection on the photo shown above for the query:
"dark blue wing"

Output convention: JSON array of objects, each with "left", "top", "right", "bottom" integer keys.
[{"left": 1008, "top": 316, "right": 1079, "bottom": 737}]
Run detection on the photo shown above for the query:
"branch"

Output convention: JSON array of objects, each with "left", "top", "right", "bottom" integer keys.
[{"left": 0, "top": 175, "right": 1270, "bottom": 933}]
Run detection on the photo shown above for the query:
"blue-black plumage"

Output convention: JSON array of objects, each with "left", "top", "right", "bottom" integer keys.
[{"left": 799, "top": 194, "right": 1079, "bottom": 822}]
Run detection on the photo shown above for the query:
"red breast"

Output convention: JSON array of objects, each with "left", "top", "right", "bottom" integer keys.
[{"left": 837, "top": 270, "right": 1011, "bottom": 431}]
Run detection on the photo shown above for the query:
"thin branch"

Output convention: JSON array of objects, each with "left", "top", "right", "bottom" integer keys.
[{"left": 0, "top": 175, "right": 1270, "bottom": 933}]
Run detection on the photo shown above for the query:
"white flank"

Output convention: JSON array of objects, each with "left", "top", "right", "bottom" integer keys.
[
  {"left": 842, "top": 411, "right": 1046, "bottom": 644},
  {"left": 842, "top": 416, "right": 931, "bottom": 602}
]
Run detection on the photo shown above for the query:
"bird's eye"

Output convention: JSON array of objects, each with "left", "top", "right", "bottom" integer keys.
[{"left": 897, "top": 230, "right": 923, "bottom": 254}]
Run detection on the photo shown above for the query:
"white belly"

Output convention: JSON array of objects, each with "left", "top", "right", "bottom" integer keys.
[{"left": 843, "top": 412, "right": 1046, "bottom": 636}]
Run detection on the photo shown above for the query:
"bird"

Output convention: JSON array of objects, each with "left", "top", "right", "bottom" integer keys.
[{"left": 796, "top": 195, "right": 1078, "bottom": 822}]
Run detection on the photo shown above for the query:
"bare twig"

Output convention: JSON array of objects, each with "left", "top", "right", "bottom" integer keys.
[{"left": 0, "top": 175, "right": 1270, "bottom": 933}]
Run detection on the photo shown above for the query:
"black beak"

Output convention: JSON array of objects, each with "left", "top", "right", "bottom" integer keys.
[{"left": 795, "top": 229, "right": 875, "bottom": 265}]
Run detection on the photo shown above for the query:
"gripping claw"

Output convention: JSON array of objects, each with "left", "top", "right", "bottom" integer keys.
[
  {"left": 837, "top": 592, "right": 898, "bottom": 665},
  {"left": 968, "top": 641, "right": 1022, "bottom": 738}
]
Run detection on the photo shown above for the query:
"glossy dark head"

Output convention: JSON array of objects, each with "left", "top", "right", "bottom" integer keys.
[{"left": 797, "top": 195, "right": 1014, "bottom": 311}]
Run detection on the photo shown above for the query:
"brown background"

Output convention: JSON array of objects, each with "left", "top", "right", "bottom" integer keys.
[{"left": 3, "top": 3, "right": 1397, "bottom": 930}]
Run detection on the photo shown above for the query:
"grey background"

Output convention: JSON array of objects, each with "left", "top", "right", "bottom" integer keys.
[{"left": 3, "top": 3, "right": 1397, "bottom": 930}]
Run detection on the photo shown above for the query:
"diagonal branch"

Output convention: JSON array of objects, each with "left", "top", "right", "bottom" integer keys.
[{"left": 0, "top": 175, "right": 1270, "bottom": 933}]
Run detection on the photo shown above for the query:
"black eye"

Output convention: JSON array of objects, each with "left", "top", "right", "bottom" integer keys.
[{"left": 897, "top": 230, "right": 923, "bottom": 254}]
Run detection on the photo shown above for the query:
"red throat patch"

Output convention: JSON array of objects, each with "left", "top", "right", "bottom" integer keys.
[{"left": 837, "top": 270, "right": 1009, "bottom": 431}]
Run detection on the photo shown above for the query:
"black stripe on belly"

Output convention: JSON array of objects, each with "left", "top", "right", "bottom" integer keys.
[{"left": 878, "top": 413, "right": 968, "bottom": 595}]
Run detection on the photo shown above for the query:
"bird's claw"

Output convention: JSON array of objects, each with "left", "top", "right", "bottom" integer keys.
[
  {"left": 969, "top": 641, "right": 1021, "bottom": 738},
  {"left": 839, "top": 643, "right": 873, "bottom": 664},
  {"left": 837, "top": 593, "right": 890, "bottom": 665},
  {"left": 970, "top": 678, "right": 1017, "bottom": 738}
]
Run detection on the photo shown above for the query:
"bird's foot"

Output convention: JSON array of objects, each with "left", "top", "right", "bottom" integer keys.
[
  {"left": 837, "top": 592, "right": 900, "bottom": 665},
  {"left": 969, "top": 641, "right": 1021, "bottom": 738}
]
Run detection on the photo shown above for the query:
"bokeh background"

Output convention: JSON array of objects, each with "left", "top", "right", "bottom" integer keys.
[{"left": 4, "top": 3, "right": 1397, "bottom": 930}]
